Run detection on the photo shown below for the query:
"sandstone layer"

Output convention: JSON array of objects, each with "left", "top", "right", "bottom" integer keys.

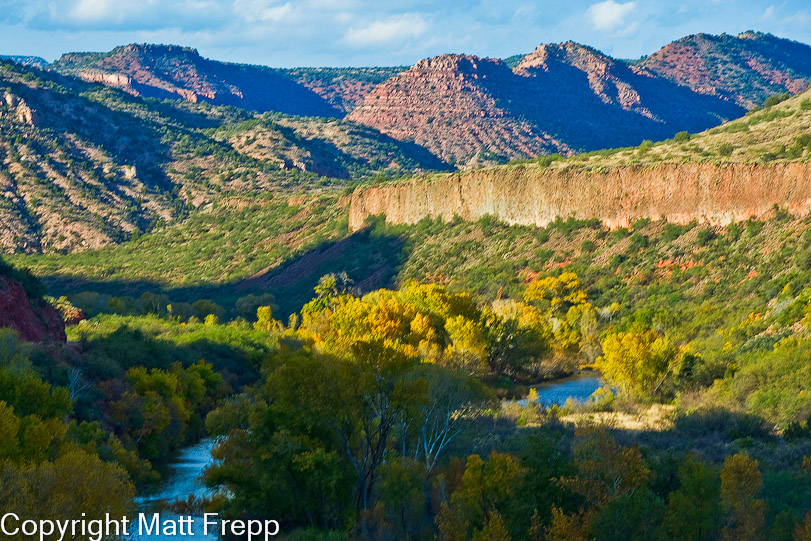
[{"left": 349, "top": 163, "right": 811, "bottom": 231}]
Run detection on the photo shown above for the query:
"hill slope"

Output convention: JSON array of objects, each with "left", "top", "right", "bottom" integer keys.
[
  {"left": 636, "top": 31, "right": 811, "bottom": 108},
  {"left": 0, "top": 59, "right": 450, "bottom": 253},
  {"left": 347, "top": 44, "right": 744, "bottom": 167}
]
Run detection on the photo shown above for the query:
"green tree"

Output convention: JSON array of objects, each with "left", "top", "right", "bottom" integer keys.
[{"left": 664, "top": 457, "right": 720, "bottom": 540}]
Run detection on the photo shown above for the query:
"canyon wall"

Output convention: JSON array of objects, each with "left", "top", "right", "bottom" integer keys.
[{"left": 349, "top": 163, "right": 811, "bottom": 231}]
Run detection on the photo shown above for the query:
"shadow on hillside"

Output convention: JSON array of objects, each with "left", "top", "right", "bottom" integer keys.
[{"left": 37, "top": 229, "right": 410, "bottom": 318}]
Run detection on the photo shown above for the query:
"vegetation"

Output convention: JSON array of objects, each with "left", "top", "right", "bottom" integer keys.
[{"left": 7, "top": 198, "right": 811, "bottom": 537}]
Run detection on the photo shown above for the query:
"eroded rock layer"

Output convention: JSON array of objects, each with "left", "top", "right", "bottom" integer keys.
[{"left": 349, "top": 163, "right": 811, "bottom": 230}]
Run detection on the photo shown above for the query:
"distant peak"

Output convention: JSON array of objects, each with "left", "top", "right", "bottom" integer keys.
[
  {"left": 517, "top": 41, "right": 613, "bottom": 72},
  {"left": 413, "top": 54, "right": 501, "bottom": 70}
]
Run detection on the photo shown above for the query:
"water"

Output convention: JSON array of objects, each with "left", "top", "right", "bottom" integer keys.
[
  {"left": 516, "top": 371, "right": 604, "bottom": 407},
  {"left": 129, "top": 439, "right": 219, "bottom": 540}
]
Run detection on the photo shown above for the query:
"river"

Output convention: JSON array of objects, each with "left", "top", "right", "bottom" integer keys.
[
  {"left": 129, "top": 439, "right": 219, "bottom": 540},
  {"left": 516, "top": 370, "right": 604, "bottom": 407},
  {"left": 127, "top": 372, "right": 603, "bottom": 539}
]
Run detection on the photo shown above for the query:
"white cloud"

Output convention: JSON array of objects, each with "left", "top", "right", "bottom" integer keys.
[
  {"left": 236, "top": 0, "right": 295, "bottom": 23},
  {"left": 343, "top": 13, "right": 428, "bottom": 47},
  {"left": 586, "top": 0, "right": 636, "bottom": 32},
  {"left": 259, "top": 3, "right": 293, "bottom": 22}
]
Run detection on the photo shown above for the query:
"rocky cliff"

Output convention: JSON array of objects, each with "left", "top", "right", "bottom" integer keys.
[
  {"left": 349, "top": 163, "right": 811, "bottom": 231},
  {"left": 0, "top": 274, "right": 65, "bottom": 342}
]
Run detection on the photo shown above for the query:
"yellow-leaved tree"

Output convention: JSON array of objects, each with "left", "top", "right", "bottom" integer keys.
[{"left": 595, "top": 330, "right": 677, "bottom": 399}]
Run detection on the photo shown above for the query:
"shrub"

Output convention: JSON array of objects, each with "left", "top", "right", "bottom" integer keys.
[
  {"left": 717, "top": 143, "right": 735, "bottom": 157},
  {"left": 762, "top": 92, "right": 790, "bottom": 108},
  {"left": 673, "top": 131, "right": 690, "bottom": 143}
]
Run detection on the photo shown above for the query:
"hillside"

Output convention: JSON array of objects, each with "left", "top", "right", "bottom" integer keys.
[
  {"left": 637, "top": 31, "right": 811, "bottom": 108},
  {"left": 0, "top": 58, "right": 452, "bottom": 253},
  {"left": 347, "top": 44, "right": 744, "bottom": 167},
  {"left": 0, "top": 58, "right": 313, "bottom": 253},
  {"left": 209, "top": 114, "right": 450, "bottom": 179}
]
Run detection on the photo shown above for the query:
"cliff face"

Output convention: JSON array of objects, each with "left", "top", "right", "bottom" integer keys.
[
  {"left": 349, "top": 163, "right": 811, "bottom": 231},
  {"left": 0, "top": 275, "right": 65, "bottom": 342}
]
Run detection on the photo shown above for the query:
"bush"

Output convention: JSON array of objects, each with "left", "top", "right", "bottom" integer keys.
[
  {"left": 762, "top": 92, "right": 790, "bottom": 108},
  {"left": 673, "top": 131, "right": 690, "bottom": 143},
  {"left": 696, "top": 228, "right": 716, "bottom": 247},
  {"left": 717, "top": 143, "right": 735, "bottom": 157}
]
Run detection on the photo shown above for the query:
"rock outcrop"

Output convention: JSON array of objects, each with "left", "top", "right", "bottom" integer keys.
[
  {"left": 4, "top": 92, "right": 39, "bottom": 125},
  {"left": 0, "top": 275, "right": 65, "bottom": 342},
  {"left": 349, "top": 163, "right": 811, "bottom": 231}
]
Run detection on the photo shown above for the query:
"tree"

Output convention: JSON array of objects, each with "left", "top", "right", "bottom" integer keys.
[
  {"left": 563, "top": 426, "right": 650, "bottom": 507},
  {"left": 483, "top": 313, "right": 549, "bottom": 376},
  {"left": 524, "top": 272, "right": 588, "bottom": 315},
  {"left": 664, "top": 457, "right": 721, "bottom": 541},
  {"left": 596, "top": 330, "right": 677, "bottom": 399},
  {"left": 0, "top": 450, "right": 134, "bottom": 540},
  {"left": 719, "top": 454, "right": 767, "bottom": 541},
  {"left": 403, "top": 365, "right": 494, "bottom": 473},
  {"left": 436, "top": 452, "right": 526, "bottom": 540}
]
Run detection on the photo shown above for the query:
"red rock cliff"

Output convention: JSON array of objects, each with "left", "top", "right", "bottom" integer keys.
[
  {"left": 0, "top": 276, "right": 66, "bottom": 342},
  {"left": 349, "top": 163, "right": 811, "bottom": 231}
]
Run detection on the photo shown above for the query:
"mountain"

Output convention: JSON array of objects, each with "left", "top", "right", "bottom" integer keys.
[
  {"left": 348, "top": 54, "right": 568, "bottom": 168},
  {"left": 0, "top": 55, "right": 49, "bottom": 69},
  {"left": 52, "top": 44, "right": 343, "bottom": 117},
  {"left": 347, "top": 43, "right": 745, "bottom": 167},
  {"left": 51, "top": 44, "right": 405, "bottom": 116},
  {"left": 276, "top": 67, "right": 405, "bottom": 112},
  {"left": 636, "top": 31, "right": 811, "bottom": 108},
  {"left": 0, "top": 58, "right": 448, "bottom": 253}
]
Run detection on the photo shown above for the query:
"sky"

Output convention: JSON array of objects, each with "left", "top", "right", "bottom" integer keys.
[{"left": 0, "top": 0, "right": 810, "bottom": 67}]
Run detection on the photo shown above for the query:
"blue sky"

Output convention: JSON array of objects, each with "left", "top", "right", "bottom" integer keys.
[{"left": 0, "top": 0, "right": 810, "bottom": 67}]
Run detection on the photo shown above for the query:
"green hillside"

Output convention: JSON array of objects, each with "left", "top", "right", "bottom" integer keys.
[{"left": 0, "top": 60, "right": 448, "bottom": 253}]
